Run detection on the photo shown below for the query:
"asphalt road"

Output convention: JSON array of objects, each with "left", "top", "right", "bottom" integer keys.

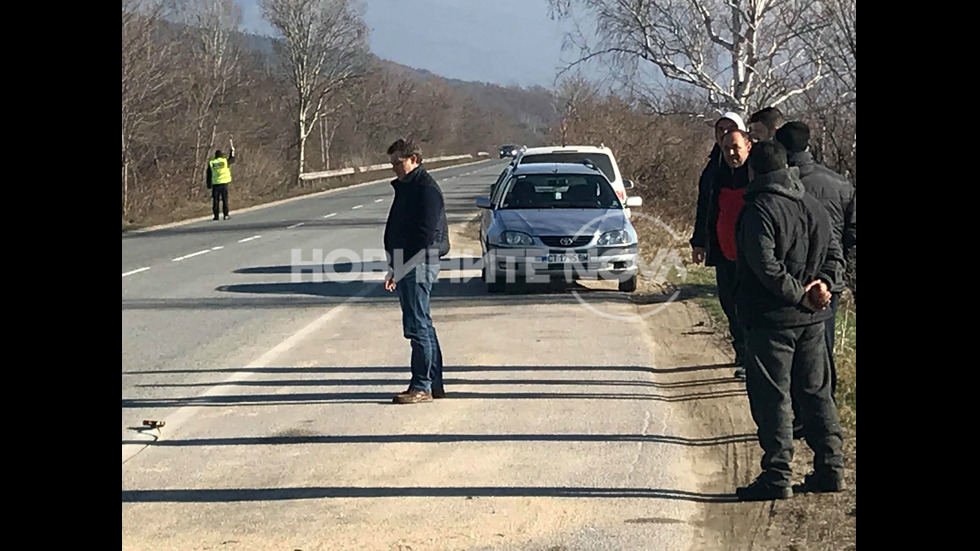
[{"left": 121, "top": 159, "right": 715, "bottom": 550}]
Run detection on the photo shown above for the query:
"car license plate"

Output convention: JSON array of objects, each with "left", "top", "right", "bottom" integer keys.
[{"left": 546, "top": 253, "right": 588, "bottom": 263}]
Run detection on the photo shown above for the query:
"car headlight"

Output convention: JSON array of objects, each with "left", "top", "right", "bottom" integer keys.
[
  {"left": 497, "top": 231, "right": 534, "bottom": 246},
  {"left": 597, "top": 229, "right": 630, "bottom": 246}
]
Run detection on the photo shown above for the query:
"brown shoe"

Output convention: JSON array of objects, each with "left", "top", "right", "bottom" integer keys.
[
  {"left": 392, "top": 389, "right": 433, "bottom": 404},
  {"left": 432, "top": 388, "right": 446, "bottom": 399}
]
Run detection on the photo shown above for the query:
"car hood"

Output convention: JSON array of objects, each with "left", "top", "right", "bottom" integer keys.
[{"left": 494, "top": 208, "right": 628, "bottom": 236}]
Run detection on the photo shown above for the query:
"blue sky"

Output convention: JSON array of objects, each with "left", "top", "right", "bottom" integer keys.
[{"left": 234, "top": 0, "right": 600, "bottom": 89}]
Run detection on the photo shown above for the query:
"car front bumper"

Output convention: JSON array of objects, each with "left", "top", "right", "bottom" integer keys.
[{"left": 485, "top": 246, "right": 639, "bottom": 282}]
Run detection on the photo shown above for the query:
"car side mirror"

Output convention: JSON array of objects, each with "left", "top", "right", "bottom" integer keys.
[
  {"left": 476, "top": 197, "right": 492, "bottom": 209},
  {"left": 625, "top": 196, "right": 643, "bottom": 208},
  {"left": 624, "top": 179, "right": 635, "bottom": 189}
]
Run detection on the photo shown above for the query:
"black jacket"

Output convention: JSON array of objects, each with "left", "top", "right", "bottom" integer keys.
[
  {"left": 690, "top": 144, "right": 750, "bottom": 266},
  {"left": 383, "top": 165, "right": 450, "bottom": 272},
  {"left": 734, "top": 167, "right": 844, "bottom": 329},
  {"left": 787, "top": 150, "right": 856, "bottom": 288}
]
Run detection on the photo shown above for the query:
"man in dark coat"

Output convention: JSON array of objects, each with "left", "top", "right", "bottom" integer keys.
[
  {"left": 775, "top": 122, "right": 856, "bottom": 429},
  {"left": 733, "top": 139, "right": 846, "bottom": 501},
  {"left": 691, "top": 112, "right": 752, "bottom": 377},
  {"left": 383, "top": 138, "right": 451, "bottom": 404}
]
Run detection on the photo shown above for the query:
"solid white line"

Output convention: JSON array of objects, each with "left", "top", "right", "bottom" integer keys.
[
  {"left": 122, "top": 284, "right": 374, "bottom": 464},
  {"left": 324, "top": 213, "right": 337, "bottom": 218},
  {"left": 122, "top": 267, "right": 150, "bottom": 277},
  {"left": 172, "top": 250, "right": 210, "bottom": 262},
  {"left": 287, "top": 222, "right": 305, "bottom": 229},
  {"left": 238, "top": 235, "right": 262, "bottom": 243},
  {"left": 374, "top": 199, "right": 383, "bottom": 203},
  {"left": 352, "top": 205, "right": 363, "bottom": 210}
]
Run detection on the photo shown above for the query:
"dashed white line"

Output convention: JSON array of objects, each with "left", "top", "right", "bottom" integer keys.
[
  {"left": 374, "top": 199, "right": 384, "bottom": 203},
  {"left": 172, "top": 250, "right": 211, "bottom": 262},
  {"left": 287, "top": 222, "right": 305, "bottom": 229},
  {"left": 122, "top": 267, "right": 150, "bottom": 277},
  {"left": 324, "top": 213, "right": 337, "bottom": 218},
  {"left": 238, "top": 235, "right": 262, "bottom": 243},
  {"left": 352, "top": 205, "right": 363, "bottom": 210},
  {"left": 211, "top": 246, "right": 224, "bottom": 250}
]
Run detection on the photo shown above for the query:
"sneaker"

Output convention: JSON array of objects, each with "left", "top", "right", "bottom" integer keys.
[
  {"left": 733, "top": 367, "right": 746, "bottom": 380},
  {"left": 224, "top": 214, "right": 230, "bottom": 220},
  {"left": 798, "top": 471, "right": 845, "bottom": 493},
  {"left": 392, "top": 389, "right": 433, "bottom": 404},
  {"left": 432, "top": 388, "right": 446, "bottom": 399},
  {"left": 736, "top": 476, "right": 793, "bottom": 501},
  {"left": 212, "top": 216, "right": 220, "bottom": 221}
]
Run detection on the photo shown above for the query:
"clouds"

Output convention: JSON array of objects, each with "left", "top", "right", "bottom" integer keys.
[{"left": 235, "top": 0, "right": 586, "bottom": 89}]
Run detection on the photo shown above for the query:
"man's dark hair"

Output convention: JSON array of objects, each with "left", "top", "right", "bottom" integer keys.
[
  {"left": 773, "top": 121, "right": 810, "bottom": 154},
  {"left": 748, "top": 107, "right": 785, "bottom": 131},
  {"left": 387, "top": 138, "right": 423, "bottom": 163},
  {"left": 748, "top": 139, "right": 788, "bottom": 175},
  {"left": 722, "top": 128, "right": 751, "bottom": 144},
  {"left": 215, "top": 150, "right": 224, "bottom": 158}
]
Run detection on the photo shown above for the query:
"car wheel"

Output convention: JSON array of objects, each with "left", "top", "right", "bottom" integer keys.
[{"left": 618, "top": 274, "right": 637, "bottom": 293}]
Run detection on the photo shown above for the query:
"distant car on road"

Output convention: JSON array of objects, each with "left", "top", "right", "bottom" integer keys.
[
  {"left": 499, "top": 144, "right": 519, "bottom": 158},
  {"left": 514, "top": 145, "right": 635, "bottom": 204},
  {"left": 476, "top": 161, "right": 643, "bottom": 293}
]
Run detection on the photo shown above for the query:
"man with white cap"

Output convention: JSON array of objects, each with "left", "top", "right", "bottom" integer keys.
[{"left": 691, "top": 111, "right": 752, "bottom": 378}]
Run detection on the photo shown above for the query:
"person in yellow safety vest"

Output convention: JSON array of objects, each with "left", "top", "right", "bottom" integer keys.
[{"left": 206, "top": 147, "right": 236, "bottom": 220}]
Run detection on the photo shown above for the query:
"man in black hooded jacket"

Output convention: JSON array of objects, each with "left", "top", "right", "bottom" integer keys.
[
  {"left": 383, "top": 138, "right": 450, "bottom": 405},
  {"left": 733, "top": 139, "right": 846, "bottom": 501}
]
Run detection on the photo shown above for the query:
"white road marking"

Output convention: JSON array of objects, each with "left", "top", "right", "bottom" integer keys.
[
  {"left": 287, "top": 222, "right": 305, "bottom": 229},
  {"left": 374, "top": 199, "right": 383, "bottom": 203},
  {"left": 172, "top": 250, "right": 211, "bottom": 262},
  {"left": 324, "top": 213, "right": 337, "bottom": 218},
  {"left": 122, "top": 267, "right": 150, "bottom": 277},
  {"left": 352, "top": 205, "right": 363, "bottom": 210},
  {"left": 122, "top": 284, "right": 373, "bottom": 464},
  {"left": 211, "top": 246, "right": 224, "bottom": 250},
  {"left": 238, "top": 235, "right": 262, "bottom": 243}
]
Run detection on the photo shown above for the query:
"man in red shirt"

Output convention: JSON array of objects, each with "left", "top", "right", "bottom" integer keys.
[{"left": 692, "top": 126, "right": 753, "bottom": 379}]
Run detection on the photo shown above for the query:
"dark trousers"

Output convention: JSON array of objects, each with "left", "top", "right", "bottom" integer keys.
[
  {"left": 745, "top": 323, "right": 844, "bottom": 487},
  {"left": 715, "top": 259, "right": 746, "bottom": 363},
  {"left": 825, "top": 291, "right": 841, "bottom": 398},
  {"left": 792, "top": 291, "right": 841, "bottom": 428},
  {"left": 211, "top": 185, "right": 229, "bottom": 217},
  {"left": 396, "top": 262, "right": 444, "bottom": 393}
]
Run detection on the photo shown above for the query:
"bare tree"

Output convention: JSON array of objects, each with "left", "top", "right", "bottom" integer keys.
[
  {"left": 261, "top": 0, "right": 368, "bottom": 186},
  {"left": 174, "top": 0, "right": 244, "bottom": 192},
  {"left": 549, "top": 0, "right": 837, "bottom": 113},
  {"left": 122, "top": 0, "right": 179, "bottom": 215}
]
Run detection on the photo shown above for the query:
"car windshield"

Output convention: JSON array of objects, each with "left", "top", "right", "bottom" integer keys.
[
  {"left": 519, "top": 153, "right": 616, "bottom": 183},
  {"left": 500, "top": 174, "right": 622, "bottom": 210}
]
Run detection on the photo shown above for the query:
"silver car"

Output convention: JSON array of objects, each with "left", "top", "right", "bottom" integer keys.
[{"left": 476, "top": 161, "right": 643, "bottom": 293}]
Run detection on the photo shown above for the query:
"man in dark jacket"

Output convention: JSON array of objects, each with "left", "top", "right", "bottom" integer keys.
[
  {"left": 775, "top": 122, "right": 856, "bottom": 407},
  {"left": 747, "top": 106, "right": 784, "bottom": 143},
  {"left": 733, "top": 139, "right": 846, "bottom": 501},
  {"left": 691, "top": 113, "right": 752, "bottom": 378},
  {"left": 383, "top": 138, "right": 451, "bottom": 404}
]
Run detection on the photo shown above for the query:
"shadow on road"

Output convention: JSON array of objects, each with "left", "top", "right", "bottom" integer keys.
[
  {"left": 122, "top": 486, "right": 738, "bottom": 503},
  {"left": 124, "top": 364, "right": 736, "bottom": 376},
  {"left": 121, "top": 388, "right": 746, "bottom": 408},
  {"left": 121, "top": 432, "right": 756, "bottom": 448}
]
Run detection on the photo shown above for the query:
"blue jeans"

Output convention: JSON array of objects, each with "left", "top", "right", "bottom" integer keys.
[{"left": 396, "top": 262, "right": 443, "bottom": 393}]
